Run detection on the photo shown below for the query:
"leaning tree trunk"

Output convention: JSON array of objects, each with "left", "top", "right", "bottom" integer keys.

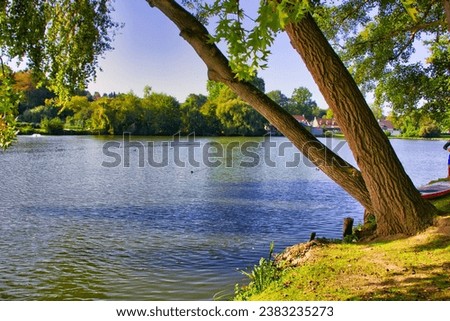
[
  {"left": 147, "top": 0, "right": 437, "bottom": 236},
  {"left": 444, "top": 0, "right": 450, "bottom": 33},
  {"left": 147, "top": 0, "right": 373, "bottom": 212},
  {"left": 284, "top": 13, "right": 437, "bottom": 235}
]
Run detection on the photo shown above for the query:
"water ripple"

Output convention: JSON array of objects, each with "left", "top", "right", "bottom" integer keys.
[{"left": 0, "top": 136, "right": 442, "bottom": 300}]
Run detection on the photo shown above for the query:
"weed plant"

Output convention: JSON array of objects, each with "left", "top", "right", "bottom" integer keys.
[{"left": 234, "top": 242, "right": 281, "bottom": 300}]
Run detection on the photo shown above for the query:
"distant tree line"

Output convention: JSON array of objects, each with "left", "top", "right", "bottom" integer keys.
[
  {"left": 14, "top": 71, "right": 326, "bottom": 136},
  {"left": 11, "top": 68, "right": 449, "bottom": 138}
]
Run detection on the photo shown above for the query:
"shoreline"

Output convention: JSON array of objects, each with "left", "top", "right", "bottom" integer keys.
[{"left": 234, "top": 194, "right": 450, "bottom": 301}]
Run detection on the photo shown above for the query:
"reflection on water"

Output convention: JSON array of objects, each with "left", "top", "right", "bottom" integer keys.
[{"left": 0, "top": 136, "right": 445, "bottom": 300}]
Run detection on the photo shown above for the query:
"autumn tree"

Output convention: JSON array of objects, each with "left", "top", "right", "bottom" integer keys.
[{"left": 13, "top": 71, "right": 54, "bottom": 114}]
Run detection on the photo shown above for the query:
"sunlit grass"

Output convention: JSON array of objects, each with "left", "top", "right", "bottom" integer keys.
[{"left": 235, "top": 195, "right": 450, "bottom": 301}]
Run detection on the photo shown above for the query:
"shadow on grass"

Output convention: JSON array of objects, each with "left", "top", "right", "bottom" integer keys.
[
  {"left": 413, "top": 236, "right": 450, "bottom": 251},
  {"left": 414, "top": 217, "right": 450, "bottom": 251},
  {"left": 355, "top": 224, "right": 450, "bottom": 300},
  {"left": 356, "top": 264, "right": 450, "bottom": 300}
]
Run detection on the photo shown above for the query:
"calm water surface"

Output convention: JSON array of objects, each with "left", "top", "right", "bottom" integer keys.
[{"left": 0, "top": 136, "right": 446, "bottom": 300}]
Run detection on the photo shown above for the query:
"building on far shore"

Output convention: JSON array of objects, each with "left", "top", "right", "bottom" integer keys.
[
  {"left": 378, "top": 119, "right": 401, "bottom": 136},
  {"left": 265, "top": 115, "right": 399, "bottom": 137},
  {"left": 294, "top": 115, "right": 341, "bottom": 136},
  {"left": 311, "top": 117, "right": 341, "bottom": 136}
]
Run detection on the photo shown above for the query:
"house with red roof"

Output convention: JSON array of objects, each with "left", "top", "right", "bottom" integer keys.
[
  {"left": 378, "top": 119, "right": 400, "bottom": 136},
  {"left": 292, "top": 115, "right": 311, "bottom": 126}
]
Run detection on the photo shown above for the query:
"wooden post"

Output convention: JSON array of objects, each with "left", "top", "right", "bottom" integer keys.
[{"left": 343, "top": 217, "right": 354, "bottom": 238}]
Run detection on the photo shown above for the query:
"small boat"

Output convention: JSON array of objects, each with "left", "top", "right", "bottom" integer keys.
[
  {"left": 30, "top": 133, "right": 42, "bottom": 137},
  {"left": 418, "top": 180, "right": 450, "bottom": 199}
]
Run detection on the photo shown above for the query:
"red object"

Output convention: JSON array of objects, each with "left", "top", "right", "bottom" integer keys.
[{"left": 418, "top": 181, "right": 450, "bottom": 199}]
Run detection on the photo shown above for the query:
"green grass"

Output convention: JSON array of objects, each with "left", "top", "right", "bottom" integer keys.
[
  {"left": 235, "top": 195, "right": 450, "bottom": 301},
  {"left": 432, "top": 197, "right": 450, "bottom": 213}
]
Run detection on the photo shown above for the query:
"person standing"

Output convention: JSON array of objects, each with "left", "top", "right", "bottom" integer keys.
[{"left": 444, "top": 141, "right": 450, "bottom": 179}]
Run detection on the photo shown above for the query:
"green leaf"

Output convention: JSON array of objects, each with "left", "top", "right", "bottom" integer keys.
[{"left": 400, "top": 0, "right": 419, "bottom": 22}]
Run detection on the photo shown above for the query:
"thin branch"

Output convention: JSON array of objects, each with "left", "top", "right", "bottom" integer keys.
[
  {"left": 0, "top": 55, "right": 5, "bottom": 76},
  {"left": 337, "top": 0, "right": 370, "bottom": 26},
  {"left": 389, "top": 29, "right": 418, "bottom": 62},
  {"left": 351, "top": 19, "right": 444, "bottom": 54}
]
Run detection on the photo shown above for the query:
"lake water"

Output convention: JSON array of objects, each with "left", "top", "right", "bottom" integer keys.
[{"left": 0, "top": 135, "right": 446, "bottom": 300}]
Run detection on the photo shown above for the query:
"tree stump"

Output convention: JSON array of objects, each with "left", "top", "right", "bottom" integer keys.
[{"left": 343, "top": 217, "right": 354, "bottom": 238}]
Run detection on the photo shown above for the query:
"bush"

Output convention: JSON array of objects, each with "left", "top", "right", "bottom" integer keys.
[
  {"left": 19, "top": 105, "right": 58, "bottom": 124},
  {"left": 419, "top": 124, "right": 441, "bottom": 138},
  {"left": 234, "top": 242, "right": 280, "bottom": 300},
  {"left": 17, "top": 124, "right": 35, "bottom": 135},
  {"left": 400, "top": 125, "right": 419, "bottom": 137},
  {"left": 40, "top": 117, "right": 64, "bottom": 135}
]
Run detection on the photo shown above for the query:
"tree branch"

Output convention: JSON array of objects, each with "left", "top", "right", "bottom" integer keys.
[
  {"left": 146, "top": 0, "right": 373, "bottom": 211},
  {"left": 444, "top": 0, "right": 450, "bottom": 33}
]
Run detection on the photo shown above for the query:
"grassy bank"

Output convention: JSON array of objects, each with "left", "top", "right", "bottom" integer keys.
[{"left": 235, "top": 195, "right": 450, "bottom": 301}]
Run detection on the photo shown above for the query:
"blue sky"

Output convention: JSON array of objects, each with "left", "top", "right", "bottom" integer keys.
[{"left": 87, "top": 0, "right": 328, "bottom": 107}]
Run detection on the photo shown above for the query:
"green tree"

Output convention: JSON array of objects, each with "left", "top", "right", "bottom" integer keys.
[
  {"left": 266, "top": 90, "right": 289, "bottom": 110},
  {"left": 141, "top": 90, "right": 180, "bottom": 135},
  {"left": 0, "top": 0, "right": 119, "bottom": 100},
  {"left": 324, "top": 108, "right": 334, "bottom": 120},
  {"left": 148, "top": 0, "right": 437, "bottom": 236},
  {"left": 286, "top": 87, "right": 319, "bottom": 118},
  {"left": 63, "top": 95, "right": 92, "bottom": 129},
  {"left": 180, "top": 93, "right": 209, "bottom": 135},
  {"left": 212, "top": 83, "right": 266, "bottom": 136},
  {"left": 88, "top": 97, "right": 112, "bottom": 134},
  {"left": 40, "top": 117, "right": 64, "bottom": 135},
  {"left": 20, "top": 105, "right": 58, "bottom": 124},
  {"left": 0, "top": 0, "right": 119, "bottom": 146},
  {"left": 199, "top": 100, "right": 222, "bottom": 135},
  {"left": 370, "top": 104, "right": 384, "bottom": 120},
  {"left": 1, "top": 0, "right": 441, "bottom": 235},
  {"left": 108, "top": 93, "right": 143, "bottom": 134},
  {"left": 318, "top": 0, "right": 449, "bottom": 133},
  {"left": 0, "top": 64, "right": 21, "bottom": 148}
]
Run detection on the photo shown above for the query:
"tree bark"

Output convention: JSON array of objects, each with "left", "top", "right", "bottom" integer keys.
[
  {"left": 284, "top": 13, "right": 437, "bottom": 235},
  {"left": 146, "top": 0, "right": 373, "bottom": 212},
  {"left": 444, "top": 0, "right": 450, "bottom": 33},
  {"left": 147, "top": 0, "right": 438, "bottom": 236}
]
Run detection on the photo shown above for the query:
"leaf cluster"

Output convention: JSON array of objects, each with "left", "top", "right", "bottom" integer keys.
[
  {"left": 0, "top": 65, "right": 21, "bottom": 149},
  {"left": 0, "top": 0, "right": 120, "bottom": 147},
  {"left": 316, "top": 0, "right": 449, "bottom": 131},
  {"left": 0, "top": 0, "right": 120, "bottom": 101},
  {"left": 199, "top": 0, "right": 310, "bottom": 80}
]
